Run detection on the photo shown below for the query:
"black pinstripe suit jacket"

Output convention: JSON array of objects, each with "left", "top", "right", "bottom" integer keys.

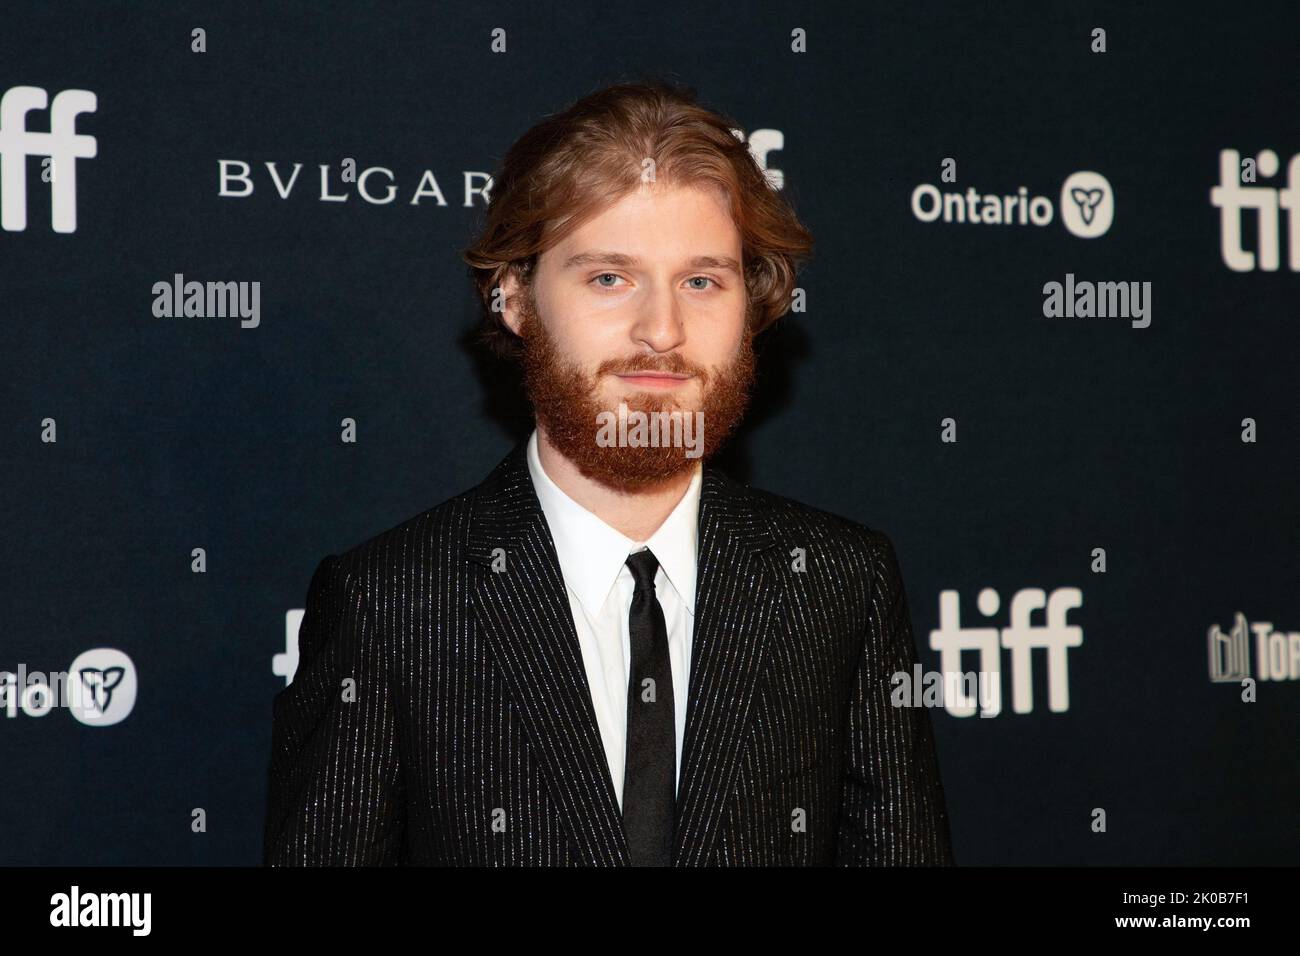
[{"left": 263, "top": 440, "right": 954, "bottom": 865}]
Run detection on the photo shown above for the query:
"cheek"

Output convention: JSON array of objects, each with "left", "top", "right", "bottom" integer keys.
[
  {"left": 550, "top": 306, "right": 630, "bottom": 358},
  {"left": 698, "top": 317, "right": 747, "bottom": 368}
]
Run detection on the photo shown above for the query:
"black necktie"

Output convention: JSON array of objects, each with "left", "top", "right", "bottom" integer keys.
[{"left": 622, "top": 547, "right": 676, "bottom": 866}]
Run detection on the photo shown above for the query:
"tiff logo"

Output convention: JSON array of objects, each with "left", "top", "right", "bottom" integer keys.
[
  {"left": 0, "top": 86, "right": 97, "bottom": 233},
  {"left": 928, "top": 586, "right": 1083, "bottom": 717},
  {"left": 1210, "top": 148, "right": 1300, "bottom": 271}
]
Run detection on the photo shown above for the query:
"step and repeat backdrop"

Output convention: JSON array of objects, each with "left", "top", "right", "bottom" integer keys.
[{"left": 2, "top": 1, "right": 1296, "bottom": 865}]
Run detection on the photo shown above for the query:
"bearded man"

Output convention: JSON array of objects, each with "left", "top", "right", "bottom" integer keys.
[{"left": 263, "top": 80, "right": 954, "bottom": 867}]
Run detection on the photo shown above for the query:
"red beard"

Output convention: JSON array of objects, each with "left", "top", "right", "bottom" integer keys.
[{"left": 517, "top": 290, "right": 757, "bottom": 492}]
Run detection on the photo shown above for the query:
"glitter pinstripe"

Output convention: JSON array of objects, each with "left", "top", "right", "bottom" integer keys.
[{"left": 263, "top": 440, "right": 954, "bottom": 865}]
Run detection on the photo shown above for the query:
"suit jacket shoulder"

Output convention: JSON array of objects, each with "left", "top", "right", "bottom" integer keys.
[
  {"left": 714, "top": 471, "right": 908, "bottom": 620},
  {"left": 730, "top": 475, "right": 893, "bottom": 552}
]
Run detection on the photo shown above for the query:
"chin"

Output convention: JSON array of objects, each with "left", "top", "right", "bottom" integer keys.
[{"left": 605, "top": 386, "right": 700, "bottom": 412}]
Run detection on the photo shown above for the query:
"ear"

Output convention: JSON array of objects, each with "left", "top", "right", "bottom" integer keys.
[{"left": 499, "top": 268, "right": 525, "bottom": 338}]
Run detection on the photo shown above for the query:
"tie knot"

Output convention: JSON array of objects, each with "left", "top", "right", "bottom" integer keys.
[{"left": 625, "top": 548, "right": 659, "bottom": 591}]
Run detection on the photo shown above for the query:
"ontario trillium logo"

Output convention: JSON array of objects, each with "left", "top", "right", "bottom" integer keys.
[
  {"left": 1070, "top": 188, "right": 1104, "bottom": 225},
  {"left": 1059, "top": 171, "right": 1113, "bottom": 237},
  {"left": 910, "top": 168, "right": 1114, "bottom": 237},
  {"left": 68, "top": 648, "right": 137, "bottom": 726}
]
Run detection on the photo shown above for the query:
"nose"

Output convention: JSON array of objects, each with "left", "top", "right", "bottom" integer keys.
[{"left": 630, "top": 286, "right": 686, "bottom": 354}]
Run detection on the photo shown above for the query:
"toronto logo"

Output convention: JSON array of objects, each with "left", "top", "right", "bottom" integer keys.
[{"left": 1207, "top": 611, "right": 1300, "bottom": 683}]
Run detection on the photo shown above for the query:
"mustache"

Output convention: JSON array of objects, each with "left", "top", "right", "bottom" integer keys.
[{"left": 597, "top": 353, "right": 709, "bottom": 383}]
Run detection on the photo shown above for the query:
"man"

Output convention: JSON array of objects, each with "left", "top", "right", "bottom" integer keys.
[{"left": 263, "top": 80, "right": 954, "bottom": 866}]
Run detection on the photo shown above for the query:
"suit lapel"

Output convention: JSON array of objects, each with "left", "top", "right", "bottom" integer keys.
[
  {"left": 466, "top": 441, "right": 630, "bottom": 865},
  {"left": 465, "top": 440, "right": 785, "bottom": 867},
  {"left": 672, "top": 467, "right": 785, "bottom": 866}
]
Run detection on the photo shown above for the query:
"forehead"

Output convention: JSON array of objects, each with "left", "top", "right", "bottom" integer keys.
[{"left": 546, "top": 181, "right": 741, "bottom": 263}]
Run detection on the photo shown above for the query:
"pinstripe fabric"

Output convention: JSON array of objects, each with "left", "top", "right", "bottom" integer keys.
[{"left": 263, "top": 439, "right": 955, "bottom": 866}]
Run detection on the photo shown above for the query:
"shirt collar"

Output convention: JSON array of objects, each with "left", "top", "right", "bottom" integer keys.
[{"left": 526, "top": 427, "right": 701, "bottom": 618}]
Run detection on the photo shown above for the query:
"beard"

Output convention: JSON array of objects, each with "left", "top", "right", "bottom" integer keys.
[{"left": 517, "top": 288, "right": 757, "bottom": 493}]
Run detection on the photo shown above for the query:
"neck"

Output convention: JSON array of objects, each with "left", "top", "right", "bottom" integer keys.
[{"left": 535, "top": 424, "right": 697, "bottom": 541}]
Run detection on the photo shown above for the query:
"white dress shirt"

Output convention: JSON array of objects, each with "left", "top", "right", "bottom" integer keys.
[{"left": 525, "top": 428, "right": 700, "bottom": 809}]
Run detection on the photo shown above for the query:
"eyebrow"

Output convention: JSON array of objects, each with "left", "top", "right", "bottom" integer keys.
[{"left": 561, "top": 251, "right": 742, "bottom": 274}]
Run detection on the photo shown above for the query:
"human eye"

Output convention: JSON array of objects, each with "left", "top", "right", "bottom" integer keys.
[
  {"left": 686, "top": 275, "right": 719, "bottom": 291},
  {"left": 590, "top": 272, "right": 627, "bottom": 290}
]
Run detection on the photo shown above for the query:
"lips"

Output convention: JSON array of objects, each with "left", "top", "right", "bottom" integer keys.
[{"left": 614, "top": 372, "right": 693, "bottom": 388}]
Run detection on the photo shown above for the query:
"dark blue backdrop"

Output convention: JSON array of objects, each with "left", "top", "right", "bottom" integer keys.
[{"left": 2, "top": 0, "right": 1296, "bottom": 865}]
